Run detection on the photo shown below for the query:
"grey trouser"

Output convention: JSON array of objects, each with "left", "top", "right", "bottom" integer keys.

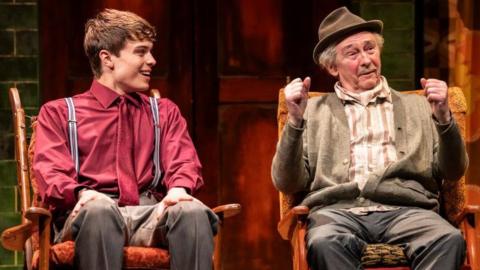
[
  {"left": 56, "top": 196, "right": 219, "bottom": 270},
  {"left": 306, "top": 207, "right": 465, "bottom": 270}
]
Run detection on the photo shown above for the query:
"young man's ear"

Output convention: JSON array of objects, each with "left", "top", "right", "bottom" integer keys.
[{"left": 99, "top": 49, "right": 114, "bottom": 70}]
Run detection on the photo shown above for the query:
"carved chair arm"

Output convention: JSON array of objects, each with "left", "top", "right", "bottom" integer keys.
[
  {"left": 277, "top": 205, "right": 309, "bottom": 240},
  {"left": 455, "top": 205, "right": 480, "bottom": 225},
  {"left": 454, "top": 185, "right": 480, "bottom": 225},
  {"left": 1, "top": 206, "right": 52, "bottom": 252},
  {"left": 1, "top": 221, "right": 33, "bottom": 251},
  {"left": 212, "top": 203, "right": 241, "bottom": 221}
]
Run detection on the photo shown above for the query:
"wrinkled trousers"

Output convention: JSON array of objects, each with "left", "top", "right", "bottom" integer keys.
[
  {"left": 56, "top": 195, "right": 219, "bottom": 270},
  {"left": 306, "top": 207, "right": 465, "bottom": 270}
]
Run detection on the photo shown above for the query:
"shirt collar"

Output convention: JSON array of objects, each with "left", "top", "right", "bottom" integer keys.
[
  {"left": 90, "top": 80, "right": 141, "bottom": 108},
  {"left": 334, "top": 76, "right": 392, "bottom": 106}
]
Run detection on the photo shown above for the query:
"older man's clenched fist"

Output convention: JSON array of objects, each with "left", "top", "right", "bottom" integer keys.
[
  {"left": 285, "top": 77, "right": 311, "bottom": 127},
  {"left": 421, "top": 78, "right": 451, "bottom": 124}
]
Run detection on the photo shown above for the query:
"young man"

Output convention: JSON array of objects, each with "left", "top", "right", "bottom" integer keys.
[
  {"left": 272, "top": 7, "right": 468, "bottom": 269},
  {"left": 34, "top": 9, "right": 217, "bottom": 270}
]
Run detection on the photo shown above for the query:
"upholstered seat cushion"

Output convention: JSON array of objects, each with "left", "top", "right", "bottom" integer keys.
[{"left": 32, "top": 241, "right": 170, "bottom": 270}]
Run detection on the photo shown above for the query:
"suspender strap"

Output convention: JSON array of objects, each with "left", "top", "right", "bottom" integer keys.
[
  {"left": 64, "top": 97, "right": 79, "bottom": 172},
  {"left": 64, "top": 96, "right": 162, "bottom": 190},
  {"left": 149, "top": 96, "right": 163, "bottom": 191}
]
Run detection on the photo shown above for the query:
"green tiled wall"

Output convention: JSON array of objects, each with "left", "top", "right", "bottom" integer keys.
[
  {"left": 0, "top": 1, "right": 38, "bottom": 269},
  {"left": 352, "top": 0, "right": 417, "bottom": 90}
]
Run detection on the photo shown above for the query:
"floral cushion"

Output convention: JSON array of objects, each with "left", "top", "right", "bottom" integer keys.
[
  {"left": 32, "top": 241, "right": 170, "bottom": 270},
  {"left": 361, "top": 243, "right": 408, "bottom": 267}
]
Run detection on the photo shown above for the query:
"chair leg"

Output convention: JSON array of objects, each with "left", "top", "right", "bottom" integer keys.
[
  {"left": 462, "top": 214, "right": 479, "bottom": 270},
  {"left": 38, "top": 215, "right": 51, "bottom": 270},
  {"left": 297, "top": 224, "right": 309, "bottom": 270},
  {"left": 292, "top": 222, "right": 309, "bottom": 270},
  {"left": 213, "top": 225, "right": 222, "bottom": 270},
  {"left": 24, "top": 238, "right": 33, "bottom": 270}
]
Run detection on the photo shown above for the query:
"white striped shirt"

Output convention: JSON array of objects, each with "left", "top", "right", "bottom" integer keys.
[{"left": 334, "top": 76, "right": 397, "bottom": 191}]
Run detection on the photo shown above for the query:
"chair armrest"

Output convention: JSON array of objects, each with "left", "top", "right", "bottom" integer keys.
[
  {"left": 455, "top": 205, "right": 480, "bottom": 225},
  {"left": 277, "top": 205, "right": 309, "bottom": 240},
  {"left": 25, "top": 207, "right": 52, "bottom": 222},
  {"left": 212, "top": 203, "right": 241, "bottom": 220},
  {"left": 454, "top": 185, "right": 480, "bottom": 225},
  {"left": 0, "top": 207, "right": 52, "bottom": 251},
  {"left": 1, "top": 221, "right": 33, "bottom": 251}
]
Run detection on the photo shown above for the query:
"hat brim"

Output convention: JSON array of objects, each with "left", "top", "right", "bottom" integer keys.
[{"left": 313, "top": 20, "right": 383, "bottom": 65}]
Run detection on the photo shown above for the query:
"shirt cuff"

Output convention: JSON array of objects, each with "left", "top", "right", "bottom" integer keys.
[
  {"left": 433, "top": 111, "right": 455, "bottom": 135},
  {"left": 169, "top": 186, "right": 191, "bottom": 194},
  {"left": 283, "top": 120, "right": 305, "bottom": 139},
  {"left": 167, "top": 180, "right": 195, "bottom": 194},
  {"left": 74, "top": 186, "right": 91, "bottom": 200}
]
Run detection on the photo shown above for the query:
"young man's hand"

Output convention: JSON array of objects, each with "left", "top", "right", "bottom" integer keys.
[
  {"left": 71, "top": 189, "right": 115, "bottom": 218},
  {"left": 285, "top": 77, "right": 310, "bottom": 127},
  {"left": 161, "top": 187, "right": 193, "bottom": 207},
  {"left": 421, "top": 78, "right": 451, "bottom": 124}
]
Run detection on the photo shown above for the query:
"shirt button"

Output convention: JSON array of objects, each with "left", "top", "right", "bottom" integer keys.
[
  {"left": 358, "top": 197, "right": 365, "bottom": 203},
  {"left": 343, "top": 159, "right": 349, "bottom": 165}
]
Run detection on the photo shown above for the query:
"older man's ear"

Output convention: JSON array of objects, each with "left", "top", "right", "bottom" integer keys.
[{"left": 327, "top": 65, "right": 339, "bottom": 77}]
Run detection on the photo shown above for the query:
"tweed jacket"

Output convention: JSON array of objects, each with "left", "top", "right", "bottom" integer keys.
[{"left": 271, "top": 89, "right": 468, "bottom": 212}]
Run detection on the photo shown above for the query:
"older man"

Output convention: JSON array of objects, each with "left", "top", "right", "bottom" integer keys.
[{"left": 272, "top": 7, "right": 468, "bottom": 270}]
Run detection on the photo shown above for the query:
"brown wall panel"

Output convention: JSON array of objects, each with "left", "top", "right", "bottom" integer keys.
[
  {"left": 218, "top": 0, "right": 284, "bottom": 75},
  {"left": 219, "top": 77, "right": 285, "bottom": 103},
  {"left": 193, "top": 0, "right": 220, "bottom": 207},
  {"left": 219, "top": 104, "right": 290, "bottom": 270}
]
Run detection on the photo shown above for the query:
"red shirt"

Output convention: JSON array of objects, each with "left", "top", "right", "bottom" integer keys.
[{"left": 33, "top": 80, "right": 203, "bottom": 214}]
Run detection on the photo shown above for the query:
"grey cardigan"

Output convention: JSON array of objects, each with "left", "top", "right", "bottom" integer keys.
[{"left": 271, "top": 90, "right": 468, "bottom": 212}]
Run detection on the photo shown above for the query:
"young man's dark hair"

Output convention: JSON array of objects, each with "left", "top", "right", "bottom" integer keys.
[{"left": 84, "top": 9, "right": 156, "bottom": 77}]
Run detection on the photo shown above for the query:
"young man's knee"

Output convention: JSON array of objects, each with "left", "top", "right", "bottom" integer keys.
[
  {"left": 168, "top": 201, "right": 209, "bottom": 218},
  {"left": 77, "top": 198, "right": 119, "bottom": 220}
]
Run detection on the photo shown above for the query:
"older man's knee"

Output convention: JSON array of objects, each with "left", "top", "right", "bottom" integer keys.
[
  {"left": 309, "top": 232, "right": 353, "bottom": 250},
  {"left": 438, "top": 228, "right": 465, "bottom": 250}
]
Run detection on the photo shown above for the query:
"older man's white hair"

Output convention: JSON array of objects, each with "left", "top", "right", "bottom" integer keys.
[{"left": 317, "top": 33, "right": 384, "bottom": 70}]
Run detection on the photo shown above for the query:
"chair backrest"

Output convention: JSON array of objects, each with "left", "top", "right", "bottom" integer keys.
[
  {"left": 9, "top": 88, "right": 32, "bottom": 223},
  {"left": 276, "top": 87, "right": 468, "bottom": 224}
]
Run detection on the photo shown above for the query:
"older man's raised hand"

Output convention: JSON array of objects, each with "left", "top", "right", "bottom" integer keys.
[
  {"left": 421, "top": 78, "right": 451, "bottom": 124},
  {"left": 285, "top": 77, "right": 311, "bottom": 127}
]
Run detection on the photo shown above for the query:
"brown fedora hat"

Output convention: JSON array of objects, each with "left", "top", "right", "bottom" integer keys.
[{"left": 312, "top": 7, "right": 383, "bottom": 64}]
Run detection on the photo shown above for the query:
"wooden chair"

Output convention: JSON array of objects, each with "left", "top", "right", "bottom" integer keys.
[
  {"left": 1, "top": 87, "right": 241, "bottom": 270},
  {"left": 276, "top": 87, "right": 480, "bottom": 270}
]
